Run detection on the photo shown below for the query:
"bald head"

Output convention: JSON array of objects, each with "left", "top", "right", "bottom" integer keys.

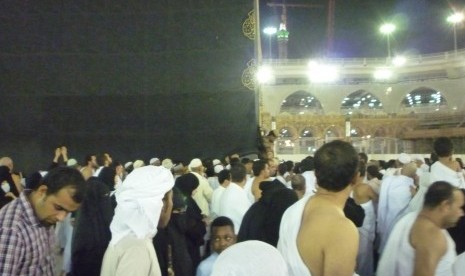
[
  {"left": 0, "top": 157, "right": 13, "bottom": 172},
  {"left": 401, "top": 162, "right": 417, "bottom": 178}
]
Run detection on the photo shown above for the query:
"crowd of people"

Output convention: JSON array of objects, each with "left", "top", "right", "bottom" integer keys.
[{"left": 0, "top": 137, "right": 465, "bottom": 276}]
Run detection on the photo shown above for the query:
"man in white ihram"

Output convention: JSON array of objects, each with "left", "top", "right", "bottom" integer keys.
[{"left": 378, "top": 181, "right": 464, "bottom": 276}]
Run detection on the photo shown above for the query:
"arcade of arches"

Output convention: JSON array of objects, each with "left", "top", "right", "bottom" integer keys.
[{"left": 261, "top": 87, "right": 465, "bottom": 155}]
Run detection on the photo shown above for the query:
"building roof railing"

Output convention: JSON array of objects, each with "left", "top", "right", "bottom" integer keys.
[{"left": 263, "top": 49, "right": 465, "bottom": 67}]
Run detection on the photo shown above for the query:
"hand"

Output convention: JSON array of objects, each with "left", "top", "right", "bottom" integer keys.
[
  {"left": 54, "top": 148, "right": 61, "bottom": 162},
  {"left": 410, "top": 185, "right": 418, "bottom": 197},
  {"left": 60, "top": 146, "right": 68, "bottom": 160},
  {"left": 5, "top": 192, "right": 16, "bottom": 200}
]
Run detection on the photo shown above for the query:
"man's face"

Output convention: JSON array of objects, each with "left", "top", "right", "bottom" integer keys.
[
  {"left": 33, "top": 186, "right": 80, "bottom": 226},
  {"left": 211, "top": 225, "right": 236, "bottom": 254},
  {"left": 104, "top": 153, "right": 113, "bottom": 165},
  {"left": 90, "top": 156, "right": 98, "bottom": 168},
  {"left": 262, "top": 164, "right": 271, "bottom": 178},
  {"left": 245, "top": 163, "right": 253, "bottom": 174},
  {"left": 443, "top": 190, "right": 465, "bottom": 228},
  {"left": 268, "top": 162, "right": 277, "bottom": 177}
]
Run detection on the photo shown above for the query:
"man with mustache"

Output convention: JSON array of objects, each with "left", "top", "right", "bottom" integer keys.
[{"left": 0, "top": 167, "right": 87, "bottom": 275}]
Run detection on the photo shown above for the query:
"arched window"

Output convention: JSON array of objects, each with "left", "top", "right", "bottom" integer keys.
[
  {"left": 325, "top": 126, "right": 340, "bottom": 139},
  {"left": 280, "top": 91, "right": 323, "bottom": 115},
  {"left": 400, "top": 87, "right": 447, "bottom": 113},
  {"left": 350, "top": 127, "right": 363, "bottom": 137},
  {"left": 374, "top": 127, "right": 387, "bottom": 137},
  {"left": 341, "top": 90, "right": 383, "bottom": 114},
  {"left": 301, "top": 128, "right": 313, "bottom": 138},
  {"left": 279, "top": 127, "right": 293, "bottom": 138}
]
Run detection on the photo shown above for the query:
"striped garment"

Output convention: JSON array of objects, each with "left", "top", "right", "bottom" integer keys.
[{"left": 0, "top": 191, "right": 55, "bottom": 275}]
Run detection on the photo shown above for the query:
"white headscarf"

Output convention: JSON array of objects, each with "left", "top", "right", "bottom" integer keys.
[
  {"left": 109, "top": 166, "right": 174, "bottom": 246},
  {"left": 212, "top": 241, "right": 288, "bottom": 276}
]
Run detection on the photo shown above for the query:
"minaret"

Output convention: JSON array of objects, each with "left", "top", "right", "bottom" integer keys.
[{"left": 277, "top": 22, "right": 289, "bottom": 59}]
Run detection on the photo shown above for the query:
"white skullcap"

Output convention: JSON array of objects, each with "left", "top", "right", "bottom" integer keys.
[
  {"left": 213, "top": 159, "right": 221, "bottom": 166},
  {"left": 413, "top": 155, "right": 424, "bottom": 162},
  {"left": 109, "top": 166, "right": 175, "bottom": 246},
  {"left": 149, "top": 157, "right": 160, "bottom": 165},
  {"left": 124, "top": 161, "right": 133, "bottom": 169},
  {"left": 189, "top": 158, "right": 202, "bottom": 170},
  {"left": 212, "top": 240, "right": 288, "bottom": 276},
  {"left": 398, "top": 153, "right": 412, "bottom": 164},
  {"left": 162, "top": 158, "right": 174, "bottom": 169},
  {"left": 66, "top": 158, "right": 78, "bottom": 167},
  {"left": 214, "top": 164, "right": 224, "bottom": 174},
  {"left": 133, "top": 160, "right": 145, "bottom": 168}
]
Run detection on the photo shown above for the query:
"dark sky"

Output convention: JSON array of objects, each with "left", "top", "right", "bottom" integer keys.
[{"left": 260, "top": 0, "right": 465, "bottom": 58}]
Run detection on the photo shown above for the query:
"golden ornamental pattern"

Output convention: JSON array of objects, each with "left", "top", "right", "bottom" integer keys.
[{"left": 242, "top": 10, "right": 255, "bottom": 40}]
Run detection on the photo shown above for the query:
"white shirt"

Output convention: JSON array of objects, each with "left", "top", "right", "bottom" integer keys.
[
  {"left": 301, "top": 171, "right": 316, "bottom": 196},
  {"left": 191, "top": 172, "right": 214, "bottom": 217},
  {"left": 196, "top": 252, "right": 218, "bottom": 276},
  {"left": 377, "top": 175, "right": 413, "bottom": 253},
  {"left": 218, "top": 182, "right": 251, "bottom": 234},
  {"left": 430, "top": 161, "right": 465, "bottom": 189},
  {"left": 210, "top": 186, "right": 225, "bottom": 219}
]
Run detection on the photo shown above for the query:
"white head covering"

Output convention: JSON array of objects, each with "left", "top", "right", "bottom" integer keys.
[
  {"left": 212, "top": 240, "right": 288, "bottom": 276},
  {"left": 124, "top": 161, "right": 133, "bottom": 169},
  {"left": 133, "top": 159, "right": 145, "bottom": 169},
  {"left": 150, "top": 157, "right": 160, "bottom": 165},
  {"left": 214, "top": 164, "right": 224, "bottom": 174},
  {"left": 109, "top": 166, "right": 174, "bottom": 246},
  {"left": 162, "top": 158, "right": 174, "bottom": 170},
  {"left": 398, "top": 153, "right": 412, "bottom": 165},
  {"left": 189, "top": 158, "right": 202, "bottom": 170}
]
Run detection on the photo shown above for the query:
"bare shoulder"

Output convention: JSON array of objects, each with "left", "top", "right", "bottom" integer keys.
[
  {"left": 410, "top": 219, "right": 447, "bottom": 254},
  {"left": 298, "top": 204, "right": 359, "bottom": 276}
]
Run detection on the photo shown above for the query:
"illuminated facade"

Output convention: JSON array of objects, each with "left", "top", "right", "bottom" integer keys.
[{"left": 258, "top": 50, "right": 465, "bottom": 156}]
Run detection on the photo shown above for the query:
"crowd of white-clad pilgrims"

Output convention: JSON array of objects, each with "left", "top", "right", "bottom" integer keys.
[{"left": 1, "top": 136, "right": 465, "bottom": 276}]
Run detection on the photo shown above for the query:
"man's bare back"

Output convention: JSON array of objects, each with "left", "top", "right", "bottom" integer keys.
[{"left": 297, "top": 193, "right": 359, "bottom": 276}]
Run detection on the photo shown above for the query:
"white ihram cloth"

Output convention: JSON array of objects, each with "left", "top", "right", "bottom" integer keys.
[
  {"left": 191, "top": 171, "right": 214, "bottom": 217},
  {"left": 378, "top": 212, "right": 457, "bottom": 276},
  {"left": 278, "top": 195, "right": 312, "bottom": 276},
  {"left": 218, "top": 182, "right": 252, "bottom": 234},
  {"left": 301, "top": 171, "right": 316, "bottom": 196},
  {"left": 108, "top": 166, "right": 175, "bottom": 246},
  {"left": 430, "top": 161, "right": 465, "bottom": 189},
  {"left": 408, "top": 172, "right": 431, "bottom": 212},
  {"left": 356, "top": 200, "right": 375, "bottom": 276},
  {"left": 453, "top": 252, "right": 465, "bottom": 276},
  {"left": 212, "top": 240, "right": 287, "bottom": 276},
  {"left": 377, "top": 175, "right": 413, "bottom": 253},
  {"left": 243, "top": 176, "right": 255, "bottom": 204},
  {"left": 210, "top": 185, "right": 225, "bottom": 219}
]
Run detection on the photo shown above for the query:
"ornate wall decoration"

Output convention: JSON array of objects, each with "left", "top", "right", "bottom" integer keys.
[
  {"left": 242, "top": 10, "right": 255, "bottom": 40},
  {"left": 242, "top": 59, "right": 257, "bottom": 90}
]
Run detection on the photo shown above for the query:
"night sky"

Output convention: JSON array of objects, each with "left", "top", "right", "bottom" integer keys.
[{"left": 260, "top": 0, "right": 465, "bottom": 58}]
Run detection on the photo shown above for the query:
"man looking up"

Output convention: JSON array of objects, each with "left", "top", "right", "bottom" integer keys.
[
  {"left": 250, "top": 159, "right": 271, "bottom": 201},
  {"left": 0, "top": 167, "right": 87, "bottom": 275},
  {"left": 196, "top": 216, "right": 236, "bottom": 276},
  {"left": 378, "top": 181, "right": 464, "bottom": 276},
  {"left": 80, "top": 154, "right": 97, "bottom": 180},
  {"left": 278, "top": 140, "right": 360, "bottom": 276}
]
